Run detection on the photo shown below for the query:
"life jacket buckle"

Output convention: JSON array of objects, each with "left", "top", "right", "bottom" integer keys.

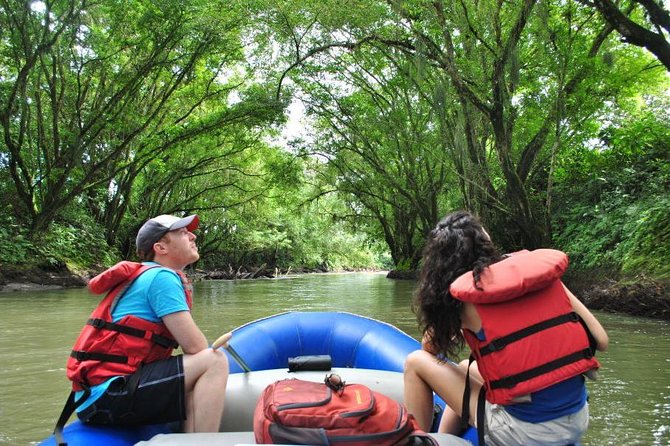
[
  {"left": 493, "top": 376, "right": 515, "bottom": 389},
  {"left": 71, "top": 350, "right": 90, "bottom": 361},
  {"left": 484, "top": 339, "right": 504, "bottom": 353},
  {"left": 151, "top": 333, "right": 176, "bottom": 349},
  {"left": 89, "top": 318, "right": 106, "bottom": 329}
]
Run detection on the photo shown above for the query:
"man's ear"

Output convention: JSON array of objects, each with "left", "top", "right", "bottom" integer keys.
[{"left": 153, "top": 239, "right": 169, "bottom": 256}]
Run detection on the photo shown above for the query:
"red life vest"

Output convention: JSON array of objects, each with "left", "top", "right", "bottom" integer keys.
[
  {"left": 450, "top": 249, "right": 600, "bottom": 405},
  {"left": 66, "top": 261, "right": 193, "bottom": 391}
]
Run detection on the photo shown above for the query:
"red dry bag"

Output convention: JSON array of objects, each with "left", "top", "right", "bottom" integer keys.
[{"left": 253, "top": 378, "right": 437, "bottom": 446}]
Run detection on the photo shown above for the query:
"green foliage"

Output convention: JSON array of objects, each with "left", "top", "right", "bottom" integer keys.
[
  {"left": 1, "top": 0, "right": 669, "bottom": 287},
  {"left": 554, "top": 196, "right": 670, "bottom": 279},
  {"left": 0, "top": 205, "right": 120, "bottom": 271},
  {"left": 0, "top": 214, "right": 33, "bottom": 264},
  {"left": 618, "top": 200, "right": 670, "bottom": 278},
  {"left": 34, "top": 224, "right": 114, "bottom": 271},
  {"left": 31, "top": 210, "right": 121, "bottom": 272},
  {"left": 553, "top": 99, "right": 670, "bottom": 279}
]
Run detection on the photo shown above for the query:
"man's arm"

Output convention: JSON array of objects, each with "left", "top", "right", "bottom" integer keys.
[{"left": 162, "top": 311, "right": 209, "bottom": 354}]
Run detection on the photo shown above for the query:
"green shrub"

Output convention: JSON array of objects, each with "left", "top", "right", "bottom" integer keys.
[
  {"left": 31, "top": 215, "right": 120, "bottom": 272},
  {"left": 0, "top": 215, "right": 34, "bottom": 264},
  {"left": 552, "top": 106, "right": 670, "bottom": 279}
]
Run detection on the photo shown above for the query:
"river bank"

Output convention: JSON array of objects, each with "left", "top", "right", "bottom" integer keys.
[{"left": 1, "top": 264, "right": 668, "bottom": 320}]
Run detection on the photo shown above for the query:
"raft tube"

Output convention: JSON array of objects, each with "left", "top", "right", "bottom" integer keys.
[{"left": 39, "top": 311, "right": 479, "bottom": 445}]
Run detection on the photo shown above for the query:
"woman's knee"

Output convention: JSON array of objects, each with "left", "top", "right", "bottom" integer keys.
[{"left": 404, "top": 349, "right": 432, "bottom": 374}]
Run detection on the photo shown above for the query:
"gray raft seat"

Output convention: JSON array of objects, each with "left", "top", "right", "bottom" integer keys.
[{"left": 136, "top": 432, "right": 474, "bottom": 445}]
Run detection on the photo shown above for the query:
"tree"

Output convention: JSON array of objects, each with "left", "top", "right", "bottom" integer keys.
[
  {"left": 294, "top": 47, "right": 457, "bottom": 269},
  {"left": 578, "top": 0, "right": 670, "bottom": 70},
  {"left": 0, "top": 0, "right": 282, "bottom": 235}
]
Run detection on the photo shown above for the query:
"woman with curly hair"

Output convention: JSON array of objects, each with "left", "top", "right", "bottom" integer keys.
[{"left": 404, "top": 211, "right": 608, "bottom": 446}]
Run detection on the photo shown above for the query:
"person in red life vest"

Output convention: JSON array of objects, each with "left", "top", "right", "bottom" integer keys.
[
  {"left": 403, "top": 211, "right": 608, "bottom": 446},
  {"left": 66, "top": 214, "right": 228, "bottom": 432}
]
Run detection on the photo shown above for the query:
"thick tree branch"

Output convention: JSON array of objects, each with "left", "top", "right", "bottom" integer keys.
[{"left": 586, "top": 0, "right": 670, "bottom": 70}]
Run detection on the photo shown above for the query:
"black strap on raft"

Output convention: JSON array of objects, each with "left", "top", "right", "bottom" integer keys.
[
  {"left": 460, "top": 357, "right": 487, "bottom": 446},
  {"left": 476, "top": 386, "right": 486, "bottom": 446},
  {"left": 53, "top": 386, "right": 90, "bottom": 446},
  {"left": 460, "top": 356, "right": 474, "bottom": 432}
]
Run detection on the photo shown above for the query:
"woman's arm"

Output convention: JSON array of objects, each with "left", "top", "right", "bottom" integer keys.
[{"left": 564, "top": 284, "right": 609, "bottom": 351}]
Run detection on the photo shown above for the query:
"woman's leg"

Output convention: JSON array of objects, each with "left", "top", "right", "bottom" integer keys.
[
  {"left": 437, "top": 359, "right": 483, "bottom": 433},
  {"left": 404, "top": 350, "right": 483, "bottom": 433}
]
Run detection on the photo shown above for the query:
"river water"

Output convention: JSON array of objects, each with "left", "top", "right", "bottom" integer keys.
[{"left": 0, "top": 272, "right": 668, "bottom": 445}]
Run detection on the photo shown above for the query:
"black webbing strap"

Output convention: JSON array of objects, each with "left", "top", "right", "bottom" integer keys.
[
  {"left": 489, "top": 348, "right": 594, "bottom": 390},
  {"left": 461, "top": 361, "right": 487, "bottom": 446},
  {"left": 86, "top": 318, "right": 177, "bottom": 348},
  {"left": 70, "top": 350, "right": 128, "bottom": 364},
  {"left": 460, "top": 356, "right": 475, "bottom": 431},
  {"left": 476, "top": 386, "right": 486, "bottom": 446},
  {"left": 479, "top": 312, "right": 580, "bottom": 357},
  {"left": 53, "top": 386, "right": 90, "bottom": 446},
  {"left": 578, "top": 316, "right": 598, "bottom": 355}
]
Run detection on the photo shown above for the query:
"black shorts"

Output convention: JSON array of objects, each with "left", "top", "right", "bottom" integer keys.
[{"left": 77, "top": 355, "right": 186, "bottom": 426}]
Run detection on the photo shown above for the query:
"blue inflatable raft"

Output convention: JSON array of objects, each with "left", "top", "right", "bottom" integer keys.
[{"left": 39, "top": 311, "right": 478, "bottom": 445}]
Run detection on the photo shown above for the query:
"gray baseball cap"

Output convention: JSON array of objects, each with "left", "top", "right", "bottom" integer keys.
[{"left": 136, "top": 214, "right": 199, "bottom": 258}]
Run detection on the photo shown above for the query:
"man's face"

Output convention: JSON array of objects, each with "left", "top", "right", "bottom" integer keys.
[{"left": 159, "top": 227, "right": 200, "bottom": 266}]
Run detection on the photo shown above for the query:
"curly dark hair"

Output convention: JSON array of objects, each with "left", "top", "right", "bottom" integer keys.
[{"left": 413, "top": 210, "right": 502, "bottom": 359}]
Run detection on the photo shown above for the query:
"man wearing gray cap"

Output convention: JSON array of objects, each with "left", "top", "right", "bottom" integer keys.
[{"left": 63, "top": 214, "right": 228, "bottom": 436}]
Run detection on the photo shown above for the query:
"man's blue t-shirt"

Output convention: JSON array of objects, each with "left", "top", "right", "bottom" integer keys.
[{"left": 75, "top": 263, "right": 189, "bottom": 411}]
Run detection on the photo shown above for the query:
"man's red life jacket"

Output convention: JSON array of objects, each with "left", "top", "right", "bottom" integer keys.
[
  {"left": 450, "top": 249, "right": 600, "bottom": 405},
  {"left": 66, "top": 261, "right": 193, "bottom": 391}
]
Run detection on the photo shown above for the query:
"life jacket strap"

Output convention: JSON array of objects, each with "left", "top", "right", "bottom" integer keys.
[
  {"left": 489, "top": 348, "right": 595, "bottom": 390},
  {"left": 86, "top": 318, "right": 178, "bottom": 349},
  {"left": 479, "top": 312, "right": 580, "bottom": 356},
  {"left": 70, "top": 350, "right": 128, "bottom": 364}
]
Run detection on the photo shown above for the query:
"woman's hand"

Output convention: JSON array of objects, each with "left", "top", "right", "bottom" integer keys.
[
  {"left": 565, "top": 284, "right": 609, "bottom": 352},
  {"left": 421, "top": 329, "right": 439, "bottom": 355}
]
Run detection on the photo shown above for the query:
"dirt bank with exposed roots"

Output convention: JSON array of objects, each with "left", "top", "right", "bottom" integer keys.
[{"left": 1, "top": 264, "right": 668, "bottom": 321}]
